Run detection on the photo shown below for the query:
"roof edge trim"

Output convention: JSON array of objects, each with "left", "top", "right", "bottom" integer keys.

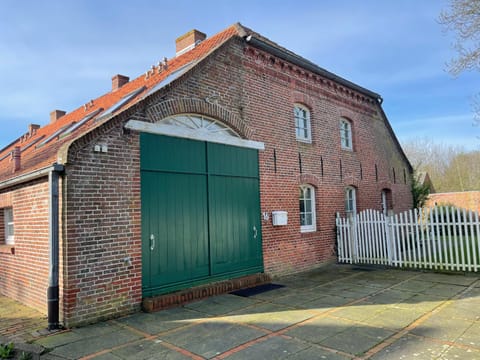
[
  {"left": 0, "top": 164, "right": 64, "bottom": 191},
  {"left": 245, "top": 35, "right": 382, "bottom": 102}
]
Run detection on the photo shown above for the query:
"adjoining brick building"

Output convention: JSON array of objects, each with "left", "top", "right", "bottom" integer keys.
[{"left": 0, "top": 23, "right": 413, "bottom": 327}]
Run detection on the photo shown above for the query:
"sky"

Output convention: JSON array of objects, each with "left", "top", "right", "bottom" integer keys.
[{"left": 0, "top": 0, "right": 478, "bottom": 151}]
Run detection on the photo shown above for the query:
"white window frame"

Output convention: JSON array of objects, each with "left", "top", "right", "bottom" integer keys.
[
  {"left": 4, "top": 208, "right": 14, "bottom": 245},
  {"left": 381, "top": 190, "right": 388, "bottom": 216},
  {"left": 294, "top": 105, "right": 311, "bottom": 143},
  {"left": 345, "top": 187, "right": 357, "bottom": 215},
  {"left": 299, "top": 184, "right": 316, "bottom": 232},
  {"left": 340, "top": 118, "right": 353, "bottom": 150}
]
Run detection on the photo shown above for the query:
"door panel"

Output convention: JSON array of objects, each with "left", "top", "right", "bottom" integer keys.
[
  {"left": 207, "top": 142, "right": 259, "bottom": 178},
  {"left": 141, "top": 133, "right": 206, "bottom": 174},
  {"left": 209, "top": 176, "right": 263, "bottom": 275},
  {"left": 143, "top": 171, "right": 209, "bottom": 289}
]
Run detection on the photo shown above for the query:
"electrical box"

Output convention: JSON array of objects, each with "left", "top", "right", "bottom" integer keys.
[{"left": 272, "top": 211, "right": 288, "bottom": 226}]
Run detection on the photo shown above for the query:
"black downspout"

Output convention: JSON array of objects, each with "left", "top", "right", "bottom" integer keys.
[{"left": 48, "top": 164, "right": 64, "bottom": 330}]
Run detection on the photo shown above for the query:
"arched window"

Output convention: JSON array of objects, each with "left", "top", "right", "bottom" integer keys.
[
  {"left": 160, "top": 114, "right": 239, "bottom": 138},
  {"left": 299, "top": 185, "right": 316, "bottom": 232},
  {"left": 381, "top": 189, "right": 392, "bottom": 216},
  {"left": 345, "top": 186, "right": 357, "bottom": 214},
  {"left": 294, "top": 105, "right": 311, "bottom": 142},
  {"left": 340, "top": 118, "right": 353, "bottom": 150}
]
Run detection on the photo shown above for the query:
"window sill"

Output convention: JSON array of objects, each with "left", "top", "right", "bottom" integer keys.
[
  {"left": 300, "top": 228, "right": 316, "bottom": 233},
  {"left": 0, "top": 245, "right": 15, "bottom": 254},
  {"left": 296, "top": 138, "right": 312, "bottom": 144},
  {"left": 341, "top": 146, "right": 353, "bottom": 152}
]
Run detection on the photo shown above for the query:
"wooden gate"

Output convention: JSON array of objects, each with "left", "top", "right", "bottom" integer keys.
[
  {"left": 141, "top": 133, "right": 263, "bottom": 297},
  {"left": 336, "top": 206, "right": 480, "bottom": 272}
]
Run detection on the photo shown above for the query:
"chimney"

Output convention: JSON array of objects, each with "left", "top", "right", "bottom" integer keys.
[
  {"left": 175, "top": 29, "right": 206, "bottom": 56},
  {"left": 28, "top": 124, "right": 40, "bottom": 136},
  {"left": 112, "top": 74, "right": 130, "bottom": 91},
  {"left": 11, "top": 146, "right": 21, "bottom": 173},
  {"left": 50, "top": 110, "right": 66, "bottom": 124}
]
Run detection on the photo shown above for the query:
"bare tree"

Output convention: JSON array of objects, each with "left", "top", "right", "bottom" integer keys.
[
  {"left": 439, "top": 0, "right": 480, "bottom": 76},
  {"left": 402, "top": 137, "right": 480, "bottom": 192},
  {"left": 439, "top": 0, "right": 480, "bottom": 133}
]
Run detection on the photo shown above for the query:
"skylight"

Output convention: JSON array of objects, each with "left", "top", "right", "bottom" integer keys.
[
  {"left": 21, "top": 135, "right": 46, "bottom": 152},
  {"left": 60, "top": 108, "right": 102, "bottom": 138},
  {"left": 143, "top": 61, "right": 197, "bottom": 99},
  {"left": 99, "top": 86, "right": 146, "bottom": 119},
  {"left": 36, "top": 122, "right": 75, "bottom": 148}
]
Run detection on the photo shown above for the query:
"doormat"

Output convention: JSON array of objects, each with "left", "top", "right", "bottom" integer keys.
[{"left": 230, "top": 283, "right": 285, "bottom": 297}]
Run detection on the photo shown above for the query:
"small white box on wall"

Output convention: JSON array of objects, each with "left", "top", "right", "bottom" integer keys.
[{"left": 272, "top": 211, "right": 288, "bottom": 226}]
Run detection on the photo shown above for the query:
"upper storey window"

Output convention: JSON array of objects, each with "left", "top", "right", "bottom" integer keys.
[
  {"left": 340, "top": 118, "right": 353, "bottom": 150},
  {"left": 294, "top": 105, "right": 311, "bottom": 143}
]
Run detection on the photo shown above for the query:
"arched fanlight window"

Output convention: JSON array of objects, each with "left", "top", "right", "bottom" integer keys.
[{"left": 160, "top": 114, "right": 240, "bottom": 138}]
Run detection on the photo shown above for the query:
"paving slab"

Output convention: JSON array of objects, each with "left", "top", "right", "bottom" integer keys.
[
  {"left": 332, "top": 304, "right": 384, "bottom": 323},
  {"left": 439, "top": 345, "right": 480, "bottom": 359},
  {"left": 370, "top": 334, "right": 450, "bottom": 359},
  {"left": 426, "top": 283, "right": 468, "bottom": 297},
  {"left": 410, "top": 312, "right": 474, "bottom": 342},
  {"left": 225, "top": 302, "right": 316, "bottom": 331},
  {"left": 184, "top": 294, "right": 260, "bottom": 316},
  {"left": 435, "top": 301, "right": 480, "bottom": 322},
  {"left": 417, "top": 272, "right": 479, "bottom": 286},
  {"left": 263, "top": 289, "right": 326, "bottom": 307},
  {"left": 455, "top": 321, "right": 480, "bottom": 347},
  {"left": 391, "top": 279, "right": 437, "bottom": 292},
  {"left": 363, "top": 307, "right": 424, "bottom": 331},
  {"left": 366, "top": 289, "right": 416, "bottom": 305},
  {"left": 46, "top": 324, "right": 143, "bottom": 359},
  {"left": 285, "top": 345, "right": 351, "bottom": 359},
  {"left": 298, "top": 294, "right": 351, "bottom": 310},
  {"left": 109, "top": 338, "right": 192, "bottom": 360},
  {"left": 319, "top": 324, "right": 394, "bottom": 356},
  {"left": 223, "top": 335, "right": 309, "bottom": 359},
  {"left": 284, "top": 316, "right": 354, "bottom": 344},
  {"left": 117, "top": 307, "right": 204, "bottom": 335},
  {"left": 159, "top": 321, "right": 266, "bottom": 358}
]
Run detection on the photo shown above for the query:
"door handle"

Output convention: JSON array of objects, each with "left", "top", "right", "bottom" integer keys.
[
  {"left": 150, "top": 234, "right": 155, "bottom": 251},
  {"left": 253, "top": 226, "right": 258, "bottom": 239}
]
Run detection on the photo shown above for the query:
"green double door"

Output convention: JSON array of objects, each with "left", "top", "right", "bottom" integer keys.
[{"left": 141, "top": 134, "right": 263, "bottom": 296}]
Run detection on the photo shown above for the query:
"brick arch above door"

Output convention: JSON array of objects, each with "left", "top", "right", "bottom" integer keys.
[{"left": 145, "top": 98, "right": 255, "bottom": 139}]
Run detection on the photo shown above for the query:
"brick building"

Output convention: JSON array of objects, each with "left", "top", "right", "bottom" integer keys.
[{"left": 0, "top": 23, "right": 412, "bottom": 327}]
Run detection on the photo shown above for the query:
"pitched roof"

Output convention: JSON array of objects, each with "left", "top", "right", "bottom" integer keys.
[
  {"left": 0, "top": 22, "right": 394, "bottom": 184},
  {"left": 0, "top": 24, "right": 240, "bottom": 182}
]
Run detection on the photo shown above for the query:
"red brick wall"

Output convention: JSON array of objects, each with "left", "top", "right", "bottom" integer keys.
[
  {"left": 426, "top": 191, "right": 480, "bottom": 213},
  {"left": 62, "top": 125, "right": 142, "bottom": 327},
  {"left": 0, "top": 179, "right": 50, "bottom": 314},
  {"left": 0, "top": 208, "right": 4, "bottom": 241},
  {"left": 61, "top": 37, "right": 412, "bottom": 325}
]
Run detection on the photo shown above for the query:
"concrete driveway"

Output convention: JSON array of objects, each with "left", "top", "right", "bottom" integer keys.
[{"left": 32, "top": 264, "right": 480, "bottom": 359}]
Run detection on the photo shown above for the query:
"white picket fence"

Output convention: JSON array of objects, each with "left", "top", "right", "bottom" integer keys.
[{"left": 336, "top": 206, "right": 480, "bottom": 272}]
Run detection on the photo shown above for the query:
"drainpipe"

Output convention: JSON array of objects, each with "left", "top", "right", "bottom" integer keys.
[{"left": 47, "top": 163, "right": 64, "bottom": 330}]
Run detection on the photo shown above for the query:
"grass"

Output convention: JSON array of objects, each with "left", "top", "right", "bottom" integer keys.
[{"left": 398, "top": 234, "right": 480, "bottom": 271}]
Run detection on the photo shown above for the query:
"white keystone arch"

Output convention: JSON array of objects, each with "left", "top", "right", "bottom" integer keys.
[{"left": 125, "top": 114, "right": 264, "bottom": 150}]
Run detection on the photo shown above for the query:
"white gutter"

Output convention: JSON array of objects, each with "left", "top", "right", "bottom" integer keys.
[{"left": 0, "top": 164, "right": 60, "bottom": 190}]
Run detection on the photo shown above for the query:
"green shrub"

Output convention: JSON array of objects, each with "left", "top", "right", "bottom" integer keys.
[{"left": 0, "top": 342, "right": 14, "bottom": 359}]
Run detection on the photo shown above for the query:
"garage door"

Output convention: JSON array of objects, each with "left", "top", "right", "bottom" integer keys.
[{"left": 141, "top": 133, "right": 263, "bottom": 297}]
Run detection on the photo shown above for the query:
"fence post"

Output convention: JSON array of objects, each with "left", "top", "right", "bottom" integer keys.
[
  {"left": 385, "top": 214, "right": 393, "bottom": 266},
  {"left": 349, "top": 212, "right": 358, "bottom": 263}
]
